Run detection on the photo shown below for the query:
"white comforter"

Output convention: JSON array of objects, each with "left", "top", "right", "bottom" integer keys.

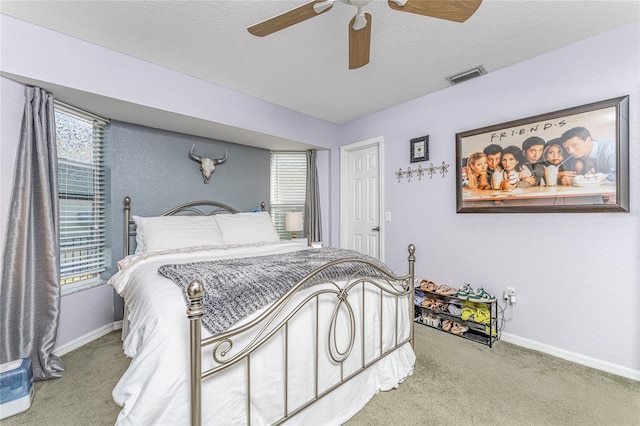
[{"left": 109, "top": 241, "right": 415, "bottom": 425}]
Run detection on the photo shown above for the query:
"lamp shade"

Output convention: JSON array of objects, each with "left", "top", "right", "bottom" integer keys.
[{"left": 284, "top": 212, "right": 303, "bottom": 232}]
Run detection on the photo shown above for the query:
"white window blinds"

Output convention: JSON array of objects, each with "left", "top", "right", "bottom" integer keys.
[
  {"left": 55, "top": 103, "right": 108, "bottom": 290},
  {"left": 270, "top": 152, "right": 307, "bottom": 239}
]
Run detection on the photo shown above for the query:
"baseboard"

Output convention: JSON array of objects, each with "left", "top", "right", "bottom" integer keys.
[
  {"left": 500, "top": 332, "right": 640, "bottom": 382},
  {"left": 53, "top": 321, "right": 123, "bottom": 357}
]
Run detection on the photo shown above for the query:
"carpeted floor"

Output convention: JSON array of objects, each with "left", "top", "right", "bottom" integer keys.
[
  {"left": 2, "top": 324, "right": 639, "bottom": 425},
  {"left": 1, "top": 330, "right": 127, "bottom": 426},
  {"left": 348, "top": 325, "right": 640, "bottom": 425}
]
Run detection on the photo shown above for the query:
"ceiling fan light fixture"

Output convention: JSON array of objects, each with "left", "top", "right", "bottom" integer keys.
[{"left": 446, "top": 65, "right": 487, "bottom": 85}]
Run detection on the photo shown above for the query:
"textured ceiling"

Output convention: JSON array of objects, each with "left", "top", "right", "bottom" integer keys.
[{"left": 1, "top": 0, "right": 639, "bottom": 128}]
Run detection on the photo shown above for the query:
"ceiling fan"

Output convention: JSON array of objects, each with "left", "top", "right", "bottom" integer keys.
[{"left": 248, "top": 0, "right": 483, "bottom": 69}]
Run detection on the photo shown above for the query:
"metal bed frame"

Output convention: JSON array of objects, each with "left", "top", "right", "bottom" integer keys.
[{"left": 122, "top": 196, "right": 415, "bottom": 426}]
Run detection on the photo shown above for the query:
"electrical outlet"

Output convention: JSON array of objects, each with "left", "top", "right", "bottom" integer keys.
[{"left": 504, "top": 286, "right": 516, "bottom": 302}]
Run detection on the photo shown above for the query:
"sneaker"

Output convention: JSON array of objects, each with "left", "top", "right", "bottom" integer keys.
[
  {"left": 457, "top": 283, "right": 474, "bottom": 300},
  {"left": 467, "top": 287, "right": 496, "bottom": 303}
]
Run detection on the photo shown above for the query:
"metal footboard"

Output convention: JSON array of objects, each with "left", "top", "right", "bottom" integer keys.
[{"left": 186, "top": 244, "right": 416, "bottom": 426}]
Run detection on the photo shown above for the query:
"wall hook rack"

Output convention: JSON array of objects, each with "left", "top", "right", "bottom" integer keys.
[{"left": 396, "top": 162, "right": 449, "bottom": 183}]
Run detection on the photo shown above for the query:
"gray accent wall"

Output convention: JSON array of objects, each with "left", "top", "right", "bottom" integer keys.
[{"left": 109, "top": 121, "right": 271, "bottom": 319}]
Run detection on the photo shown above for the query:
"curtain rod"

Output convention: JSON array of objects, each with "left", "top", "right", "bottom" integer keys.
[{"left": 54, "top": 100, "right": 110, "bottom": 125}]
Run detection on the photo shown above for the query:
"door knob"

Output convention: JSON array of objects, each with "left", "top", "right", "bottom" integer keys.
[{"left": 372, "top": 226, "right": 380, "bottom": 231}]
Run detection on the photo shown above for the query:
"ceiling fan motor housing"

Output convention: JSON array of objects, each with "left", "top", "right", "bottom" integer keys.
[{"left": 340, "top": 0, "right": 374, "bottom": 6}]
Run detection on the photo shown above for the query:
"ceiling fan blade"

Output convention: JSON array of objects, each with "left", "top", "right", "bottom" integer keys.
[
  {"left": 248, "top": 0, "right": 333, "bottom": 37},
  {"left": 388, "top": 0, "right": 482, "bottom": 23},
  {"left": 349, "top": 13, "right": 371, "bottom": 70}
]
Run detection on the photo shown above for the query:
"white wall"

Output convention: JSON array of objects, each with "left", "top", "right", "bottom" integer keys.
[{"left": 340, "top": 23, "right": 640, "bottom": 377}]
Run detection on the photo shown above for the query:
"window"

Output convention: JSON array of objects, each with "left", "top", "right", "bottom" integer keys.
[
  {"left": 55, "top": 103, "right": 108, "bottom": 293},
  {"left": 270, "top": 152, "right": 307, "bottom": 239}
]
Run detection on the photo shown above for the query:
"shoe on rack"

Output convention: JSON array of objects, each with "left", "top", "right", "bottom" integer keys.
[
  {"left": 451, "top": 322, "right": 469, "bottom": 335},
  {"left": 450, "top": 322, "right": 462, "bottom": 335},
  {"left": 435, "top": 285, "right": 458, "bottom": 296},
  {"left": 467, "top": 287, "right": 496, "bottom": 303},
  {"left": 442, "top": 320, "right": 452, "bottom": 332},
  {"left": 473, "top": 306, "right": 491, "bottom": 324},
  {"left": 460, "top": 307, "right": 475, "bottom": 321},
  {"left": 447, "top": 303, "right": 462, "bottom": 317},
  {"left": 431, "top": 316, "right": 441, "bottom": 328},
  {"left": 456, "top": 283, "right": 473, "bottom": 299},
  {"left": 419, "top": 280, "right": 438, "bottom": 293},
  {"left": 425, "top": 315, "right": 434, "bottom": 327},
  {"left": 422, "top": 298, "right": 437, "bottom": 309}
]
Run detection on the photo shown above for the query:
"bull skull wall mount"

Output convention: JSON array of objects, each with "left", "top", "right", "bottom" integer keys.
[{"left": 189, "top": 144, "right": 227, "bottom": 184}]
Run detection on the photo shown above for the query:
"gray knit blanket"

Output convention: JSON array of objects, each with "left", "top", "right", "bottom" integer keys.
[{"left": 158, "top": 247, "right": 394, "bottom": 336}]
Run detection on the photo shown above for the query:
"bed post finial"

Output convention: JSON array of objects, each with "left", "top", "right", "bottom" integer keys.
[
  {"left": 407, "top": 244, "right": 415, "bottom": 348},
  {"left": 124, "top": 196, "right": 131, "bottom": 257},
  {"left": 186, "top": 280, "right": 204, "bottom": 426},
  {"left": 261, "top": 201, "right": 266, "bottom": 211},
  {"left": 186, "top": 280, "right": 205, "bottom": 318}
]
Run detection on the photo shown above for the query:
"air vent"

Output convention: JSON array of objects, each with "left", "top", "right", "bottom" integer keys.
[{"left": 446, "top": 65, "right": 487, "bottom": 85}]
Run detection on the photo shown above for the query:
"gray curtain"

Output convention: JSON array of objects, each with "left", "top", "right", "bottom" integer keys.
[
  {"left": 305, "top": 150, "right": 323, "bottom": 243},
  {"left": 0, "top": 86, "right": 65, "bottom": 380}
]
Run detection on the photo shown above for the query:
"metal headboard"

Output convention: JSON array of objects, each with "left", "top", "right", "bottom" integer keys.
[{"left": 123, "top": 196, "right": 266, "bottom": 256}]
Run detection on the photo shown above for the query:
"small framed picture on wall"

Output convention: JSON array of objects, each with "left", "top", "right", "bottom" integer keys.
[{"left": 410, "top": 135, "right": 429, "bottom": 163}]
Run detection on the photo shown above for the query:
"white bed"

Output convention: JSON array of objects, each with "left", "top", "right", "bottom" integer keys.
[{"left": 109, "top": 198, "right": 416, "bottom": 425}]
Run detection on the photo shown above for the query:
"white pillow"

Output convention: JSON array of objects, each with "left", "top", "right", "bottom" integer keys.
[
  {"left": 215, "top": 211, "right": 280, "bottom": 245},
  {"left": 132, "top": 215, "right": 147, "bottom": 254},
  {"left": 132, "top": 215, "right": 224, "bottom": 253}
]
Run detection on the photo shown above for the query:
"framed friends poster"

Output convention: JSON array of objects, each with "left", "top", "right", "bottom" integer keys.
[{"left": 455, "top": 96, "right": 629, "bottom": 213}]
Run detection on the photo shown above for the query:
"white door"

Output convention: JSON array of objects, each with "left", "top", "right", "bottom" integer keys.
[{"left": 340, "top": 137, "right": 384, "bottom": 261}]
